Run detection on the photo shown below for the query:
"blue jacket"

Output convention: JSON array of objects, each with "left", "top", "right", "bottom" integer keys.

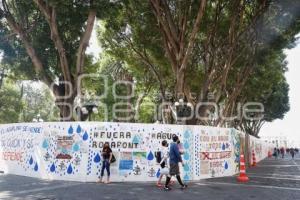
[{"left": 169, "top": 142, "right": 182, "bottom": 164}]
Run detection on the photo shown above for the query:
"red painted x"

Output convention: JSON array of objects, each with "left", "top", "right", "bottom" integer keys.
[{"left": 202, "top": 152, "right": 210, "bottom": 160}]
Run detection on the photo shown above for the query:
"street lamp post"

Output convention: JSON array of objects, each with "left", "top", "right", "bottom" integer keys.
[
  {"left": 32, "top": 114, "right": 44, "bottom": 122},
  {"left": 174, "top": 98, "right": 192, "bottom": 125},
  {"left": 77, "top": 103, "right": 98, "bottom": 121}
]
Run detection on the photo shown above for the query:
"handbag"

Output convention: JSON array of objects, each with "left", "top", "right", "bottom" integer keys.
[
  {"left": 110, "top": 154, "right": 116, "bottom": 163},
  {"left": 160, "top": 167, "right": 169, "bottom": 175}
]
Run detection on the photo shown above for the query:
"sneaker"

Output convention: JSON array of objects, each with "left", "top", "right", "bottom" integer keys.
[
  {"left": 180, "top": 184, "right": 187, "bottom": 189},
  {"left": 164, "top": 186, "right": 172, "bottom": 191}
]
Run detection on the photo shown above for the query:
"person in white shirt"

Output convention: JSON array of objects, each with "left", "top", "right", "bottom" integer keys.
[{"left": 156, "top": 140, "right": 169, "bottom": 187}]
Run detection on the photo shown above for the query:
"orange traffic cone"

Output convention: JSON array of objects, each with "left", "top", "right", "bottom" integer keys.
[
  {"left": 252, "top": 150, "right": 257, "bottom": 167},
  {"left": 237, "top": 154, "right": 249, "bottom": 182}
]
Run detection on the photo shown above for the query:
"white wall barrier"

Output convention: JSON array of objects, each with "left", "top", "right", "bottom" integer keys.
[
  {"left": 0, "top": 122, "right": 272, "bottom": 182},
  {"left": 250, "top": 135, "right": 273, "bottom": 163}
]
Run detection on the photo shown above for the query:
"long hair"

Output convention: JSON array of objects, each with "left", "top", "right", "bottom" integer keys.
[{"left": 102, "top": 142, "right": 111, "bottom": 152}]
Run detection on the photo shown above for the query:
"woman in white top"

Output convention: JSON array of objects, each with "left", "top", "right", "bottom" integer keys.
[{"left": 157, "top": 140, "right": 169, "bottom": 187}]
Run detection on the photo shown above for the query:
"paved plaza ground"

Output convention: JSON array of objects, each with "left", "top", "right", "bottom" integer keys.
[{"left": 1, "top": 154, "right": 300, "bottom": 200}]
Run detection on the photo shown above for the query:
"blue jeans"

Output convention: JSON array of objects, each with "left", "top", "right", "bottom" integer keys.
[{"left": 100, "top": 159, "right": 110, "bottom": 177}]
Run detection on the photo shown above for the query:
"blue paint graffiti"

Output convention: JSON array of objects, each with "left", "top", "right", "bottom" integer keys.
[
  {"left": 50, "top": 163, "right": 56, "bottom": 172},
  {"left": 184, "top": 141, "right": 189, "bottom": 149},
  {"left": 34, "top": 163, "right": 38, "bottom": 171},
  {"left": 72, "top": 143, "right": 80, "bottom": 152},
  {"left": 94, "top": 153, "right": 101, "bottom": 163},
  {"left": 132, "top": 135, "right": 139, "bottom": 144},
  {"left": 42, "top": 139, "right": 49, "bottom": 149},
  {"left": 83, "top": 131, "right": 89, "bottom": 141},
  {"left": 224, "top": 161, "right": 229, "bottom": 170},
  {"left": 67, "top": 164, "right": 73, "bottom": 174},
  {"left": 184, "top": 174, "right": 190, "bottom": 181},
  {"left": 156, "top": 169, "right": 161, "bottom": 178},
  {"left": 147, "top": 151, "right": 154, "bottom": 161},
  {"left": 29, "top": 156, "right": 33, "bottom": 165},
  {"left": 184, "top": 164, "right": 190, "bottom": 172},
  {"left": 76, "top": 125, "right": 82, "bottom": 134},
  {"left": 184, "top": 130, "right": 191, "bottom": 139},
  {"left": 222, "top": 143, "right": 226, "bottom": 150},
  {"left": 184, "top": 153, "right": 190, "bottom": 160},
  {"left": 68, "top": 126, "right": 74, "bottom": 135}
]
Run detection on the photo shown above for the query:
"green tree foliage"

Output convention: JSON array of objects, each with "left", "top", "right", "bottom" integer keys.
[
  {"left": 0, "top": 0, "right": 116, "bottom": 120},
  {"left": 98, "top": 0, "right": 300, "bottom": 135},
  {"left": 235, "top": 50, "right": 290, "bottom": 137},
  {"left": 0, "top": 0, "right": 299, "bottom": 138},
  {"left": 0, "top": 81, "right": 23, "bottom": 123},
  {"left": 20, "top": 82, "right": 59, "bottom": 122}
]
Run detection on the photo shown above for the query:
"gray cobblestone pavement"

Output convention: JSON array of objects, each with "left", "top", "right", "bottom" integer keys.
[{"left": 1, "top": 154, "right": 300, "bottom": 200}]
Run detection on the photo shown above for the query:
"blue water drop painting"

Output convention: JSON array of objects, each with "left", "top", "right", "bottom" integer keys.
[
  {"left": 68, "top": 126, "right": 74, "bottom": 134},
  {"left": 34, "top": 163, "right": 38, "bottom": 171},
  {"left": 224, "top": 162, "right": 228, "bottom": 170},
  {"left": 42, "top": 139, "right": 49, "bottom": 149},
  {"left": 222, "top": 143, "right": 226, "bottom": 150},
  {"left": 76, "top": 125, "right": 82, "bottom": 134},
  {"left": 147, "top": 151, "right": 154, "bottom": 161},
  {"left": 94, "top": 153, "right": 101, "bottom": 163},
  {"left": 67, "top": 164, "right": 73, "bottom": 174},
  {"left": 184, "top": 141, "right": 189, "bottom": 149},
  {"left": 184, "top": 164, "right": 190, "bottom": 172},
  {"left": 156, "top": 169, "right": 161, "bottom": 178},
  {"left": 72, "top": 143, "right": 80, "bottom": 152},
  {"left": 132, "top": 135, "right": 139, "bottom": 144},
  {"left": 82, "top": 131, "right": 89, "bottom": 141},
  {"left": 184, "top": 174, "right": 190, "bottom": 181},
  {"left": 29, "top": 156, "right": 33, "bottom": 165},
  {"left": 50, "top": 163, "right": 56, "bottom": 172},
  {"left": 184, "top": 130, "right": 190, "bottom": 139},
  {"left": 184, "top": 153, "right": 190, "bottom": 160}
]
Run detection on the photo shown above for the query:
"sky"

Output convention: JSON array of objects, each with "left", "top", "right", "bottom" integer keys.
[{"left": 260, "top": 37, "right": 300, "bottom": 140}]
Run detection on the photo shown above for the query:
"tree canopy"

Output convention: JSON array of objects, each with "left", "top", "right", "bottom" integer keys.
[{"left": 1, "top": 0, "right": 300, "bottom": 137}]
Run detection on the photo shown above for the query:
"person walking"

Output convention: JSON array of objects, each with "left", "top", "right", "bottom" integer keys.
[
  {"left": 290, "top": 148, "right": 295, "bottom": 159},
  {"left": 164, "top": 135, "right": 187, "bottom": 191},
  {"left": 280, "top": 147, "right": 285, "bottom": 159},
  {"left": 98, "top": 142, "right": 112, "bottom": 184},
  {"left": 273, "top": 148, "right": 278, "bottom": 160},
  {"left": 156, "top": 140, "right": 170, "bottom": 187}
]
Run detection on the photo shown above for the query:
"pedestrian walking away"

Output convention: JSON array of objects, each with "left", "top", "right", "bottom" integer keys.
[
  {"left": 280, "top": 147, "right": 285, "bottom": 159},
  {"left": 290, "top": 148, "right": 295, "bottom": 159},
  {"left": 156, "top": 140, "right": 170, "bottom": 187},
  {"left": 164, "top": 134, "right": 187, "bottom": 191},
  {"left": 273, "top": 148, "right": 278, "bottom": 160}
]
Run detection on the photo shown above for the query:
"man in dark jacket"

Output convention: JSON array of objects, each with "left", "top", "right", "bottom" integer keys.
[{"left": 164, "top": 134, "right": 187, "bottom": 191}]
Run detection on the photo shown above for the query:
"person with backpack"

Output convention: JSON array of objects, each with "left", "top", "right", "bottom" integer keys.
[
  {"left": 98, "top": 142, "right": 113, "bottom": 184},
  {"left": 164, "top": 134, "right": 187, "bottom": 191},
  {"left": 156, "top": 140, "right": 170, "bottom": 187},
  {"left": 177, "top": 139, "right": 184, "bottom": 155}
]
